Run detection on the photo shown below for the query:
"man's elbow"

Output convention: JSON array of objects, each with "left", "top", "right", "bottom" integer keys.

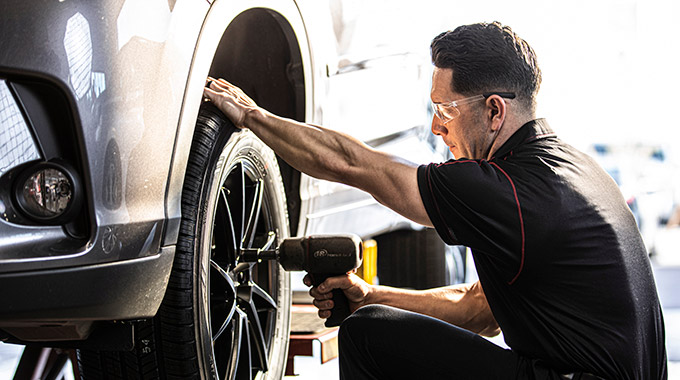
[
  {"left": 478, "top": 324, "right": 502, "bottom": 338},
  {"left": 466, "top": 312, "right": 501, "bottom": 337}
]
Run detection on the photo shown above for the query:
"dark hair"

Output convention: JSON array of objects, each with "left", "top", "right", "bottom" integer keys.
[{"left": 431, "top": 22, "right": 541, "bottom": 111}]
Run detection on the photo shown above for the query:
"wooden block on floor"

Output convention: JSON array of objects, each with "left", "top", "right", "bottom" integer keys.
[{"left": 287, "top": 304, "right": 339, "bottom": 376}]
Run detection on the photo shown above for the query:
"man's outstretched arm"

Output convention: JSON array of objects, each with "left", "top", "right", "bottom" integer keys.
[{"left": 204, "top": 78, "right": 433, "bottom": 227}]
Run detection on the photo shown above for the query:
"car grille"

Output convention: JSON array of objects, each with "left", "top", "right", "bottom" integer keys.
[{"left": 0, "top": 79, "right": 42, "bottom": 177}]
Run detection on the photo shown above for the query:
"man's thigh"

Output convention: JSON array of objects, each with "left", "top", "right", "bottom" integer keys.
[{"left": 338, "top": 304, "right": 569, "bottom": 380}]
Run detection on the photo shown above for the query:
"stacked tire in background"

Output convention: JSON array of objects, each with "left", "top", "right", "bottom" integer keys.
[{"left": 376, "top": 228, "right": 466, "bottom": 289}]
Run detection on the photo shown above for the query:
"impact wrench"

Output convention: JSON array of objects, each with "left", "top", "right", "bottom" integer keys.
[{"left": 241, "top": 234, "right": 363, "bottom": 327}]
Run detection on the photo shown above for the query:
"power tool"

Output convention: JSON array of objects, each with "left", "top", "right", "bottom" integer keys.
[{"left": 241, "top": 234, "right": 363, "bottom": 327}]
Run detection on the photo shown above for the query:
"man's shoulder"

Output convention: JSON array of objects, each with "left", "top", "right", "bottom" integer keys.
[{"left": 422, "top": 159, "right": 508, "bottom": 188}]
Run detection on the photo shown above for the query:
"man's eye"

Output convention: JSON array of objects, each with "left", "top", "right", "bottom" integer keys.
[{"left": 441, "top": 107, "right": 458, "bottom": 118}]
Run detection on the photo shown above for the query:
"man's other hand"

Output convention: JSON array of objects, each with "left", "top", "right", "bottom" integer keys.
[
  {"left": 203, "top": 77, "right": 261, "bottom": 129},
  {"left": 303, "top": 272, "right": 374, "bottom": 320}
]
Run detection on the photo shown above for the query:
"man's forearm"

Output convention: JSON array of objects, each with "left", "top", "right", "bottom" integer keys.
[
  {"left": 365, "top": 281, "right": 500, "bottom": 337},
  {"left": 244, "top": 109, "right": 372, "bottom": 186}
]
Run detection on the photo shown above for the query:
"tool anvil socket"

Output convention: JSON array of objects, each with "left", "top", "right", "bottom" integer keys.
[
  {"left": 239, "top": 234, "right": 363, "bottom": 273},
  {"left": 277, "top": 235, "right": 363, "bottom": 273},
  {"left": 241, "top": 234, "right": 362, "bottom": 327}
]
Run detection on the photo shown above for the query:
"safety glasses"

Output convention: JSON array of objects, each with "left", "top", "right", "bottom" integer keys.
[{"left": 431, "top": 92, "right": 516, "bottom": 124}]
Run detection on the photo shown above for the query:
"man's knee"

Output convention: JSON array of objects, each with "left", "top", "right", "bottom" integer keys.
[
  {"left": 339, "top": 305, "right": 392, "bottom": 347},
  {"left": 340, "top": 304, "right": 480, "bottom": 350},
  {"left": 338, "top": 304, "right": 394, "bottom": 363},
  {"left": 350, "top": 304, "right": 392, "bottom": 320},
  {"left": 340, "top": 305, "right": 385, "bottom": 336}
]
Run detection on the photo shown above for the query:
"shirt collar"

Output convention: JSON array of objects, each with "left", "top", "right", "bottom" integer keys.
[{"left": 492, "top": 118, "right": 555, "bottom": 159}]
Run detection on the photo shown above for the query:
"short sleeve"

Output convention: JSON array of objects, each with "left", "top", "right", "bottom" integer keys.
[
  {"left": 417, "top": 160, "right": 526, "bottom": 276},
  {"left": 417, "top": 164, "right": 458, "bottom": 244}
]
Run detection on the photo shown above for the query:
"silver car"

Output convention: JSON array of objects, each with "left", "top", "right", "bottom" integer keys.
[{"left": 0, "top": 1, "right": 456, "bottom": 378}]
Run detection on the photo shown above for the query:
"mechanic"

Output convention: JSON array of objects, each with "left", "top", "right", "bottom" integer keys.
[{"left": 204, "top": 22, "right": 667, "bottom": 380}]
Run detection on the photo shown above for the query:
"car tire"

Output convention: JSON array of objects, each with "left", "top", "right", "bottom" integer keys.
[
  {"left": 376, "top": 228, "right": 466, "bottom": 289},
  {"left": 78, "top": 102, "right": 291, "bottom": 379}
]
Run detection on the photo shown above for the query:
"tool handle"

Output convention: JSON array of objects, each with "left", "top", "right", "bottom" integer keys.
[{"left": 311, "top": 273, "right": 352, "bottom": 327}]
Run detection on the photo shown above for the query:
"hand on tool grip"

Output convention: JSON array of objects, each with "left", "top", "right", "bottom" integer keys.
[
  {"left": 203, "top": 77, "right": 260, "bottom": 129},
  {"left": 304, "top": 272, "right": 373, "bottom": 323}
]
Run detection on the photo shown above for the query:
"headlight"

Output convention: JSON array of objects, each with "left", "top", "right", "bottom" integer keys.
[{"left": 14, "top": 161, "right": 82, "bottom": 224}]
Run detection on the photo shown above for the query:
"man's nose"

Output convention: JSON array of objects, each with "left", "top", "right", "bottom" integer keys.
[{"left": 431, "top": 117, "right": 448, "bottom": 137}]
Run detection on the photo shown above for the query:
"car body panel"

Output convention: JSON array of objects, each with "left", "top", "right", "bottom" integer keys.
[
  {"left": 0, "top": 0, "right": 209, "bottom": 273},
  {"left": 0, "top": 0, "right": 439, "bottom": 333}
]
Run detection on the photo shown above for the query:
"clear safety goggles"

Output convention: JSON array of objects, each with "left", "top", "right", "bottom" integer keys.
[{"left": 431, "top": 92, "right": 516, "bottom": 124}]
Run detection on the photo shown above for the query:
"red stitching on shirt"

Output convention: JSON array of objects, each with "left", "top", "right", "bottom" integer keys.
[
  {"left": 490, "top": 162, "right": 526, "bottom": 285},
  {"left": 436, "top": 159, "right": 479, "bottom": 168}
]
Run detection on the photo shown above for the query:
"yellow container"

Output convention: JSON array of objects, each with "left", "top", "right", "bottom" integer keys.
[{"left": 357, "top": 239, "right": 377, "bottom": 285}]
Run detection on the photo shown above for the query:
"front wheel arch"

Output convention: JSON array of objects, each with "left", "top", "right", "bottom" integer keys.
[{"left": 78, "top": 102, "right": 292, "bottom": 380}]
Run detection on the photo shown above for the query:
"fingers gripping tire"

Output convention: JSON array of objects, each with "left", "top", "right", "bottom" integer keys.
[{"left": 78, "top": 102, "right": 292, "bottom": 379}]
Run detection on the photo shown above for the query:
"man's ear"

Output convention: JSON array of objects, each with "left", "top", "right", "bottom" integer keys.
[{"left": 486, "top": 95, "right": 506, "bottom": 132}]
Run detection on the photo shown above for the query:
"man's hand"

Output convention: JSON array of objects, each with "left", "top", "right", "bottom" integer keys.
[
  {"left": 203, "top": 77, "right": 261, "bottom": 129},
  {"left": 303, "top": 272, "right": 374, "bottom": 320}
]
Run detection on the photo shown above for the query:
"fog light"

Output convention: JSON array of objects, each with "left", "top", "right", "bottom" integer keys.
[{"left": 14, "top": 161, "right": 81, "bottom": 223}]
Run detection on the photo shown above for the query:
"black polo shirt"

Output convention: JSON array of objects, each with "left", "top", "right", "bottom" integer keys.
[{"left": 417, "top": 119, "right": 667, "bottom": 379}]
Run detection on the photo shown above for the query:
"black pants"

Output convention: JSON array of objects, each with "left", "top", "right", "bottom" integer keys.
[{"left": 338, "top": 305, "right": 599, "bottom": 380}]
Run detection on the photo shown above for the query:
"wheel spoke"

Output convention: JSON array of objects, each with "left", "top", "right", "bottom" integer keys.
[
  {"left": 220, "top": 187, "right": 238, "bottom": 254},
  {"left": 232, "top": 262, "right": 251, "bottom": 275},
  {"left": 234, "top": 307, "right": 253, "bottom": 380},
  {"left": 226, "top": 308, "right": 247, "bottom": 380},
  {"left": 242, "top": 179, "right": 263, "bottom": 249},
  {"left": 252, "top": 281, "right": 277, "bottom": 369},
  {"left": 224, "top": 162, "right": 245, "bottom": 252},
  {"left": 242, "top": 293, "right": 269, "bottom": 372},
  {"left": 251, "top": 282, "right": 277, "bottom": 312},
  {"left": 261, "top": 231, "right": 276, "bottom": 251},
  {"left": 233, "top": 280, "right": 276, "bottom": 373},
  {"left": 210, "top": 260, "right": 237, "bottom": 343},
  {"left": 239, "top": 163, "right": 246, "bottom": 249}
]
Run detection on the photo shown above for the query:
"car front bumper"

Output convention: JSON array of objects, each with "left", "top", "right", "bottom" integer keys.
[{"left": 0, "top": 245, "right": 174, "bottom": 342}]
